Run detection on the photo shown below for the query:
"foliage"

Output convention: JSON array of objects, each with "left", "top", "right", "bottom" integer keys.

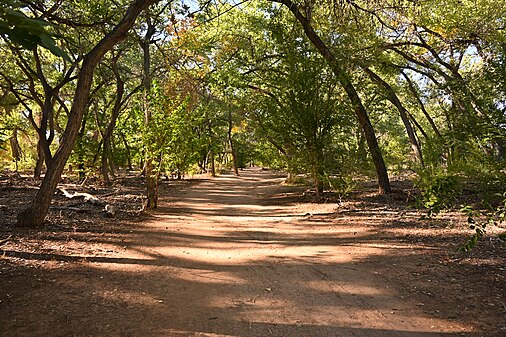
[
  {"left": 459, "top": 193, "right": 506, "bottom": 252},
  {"left": 142, "top": 81, "right": 206, "bottom": 177},
  {"left": 323, "top": 174, "right": 357, "bottom": 200},
  {"left": 0, "top": 128, "right": 7, "bottom": 150},
  {"left": 0, "top": 0, "right": 69, "bottom": 60},
  {"left": 415, "top": 169, "right": 460, "bottom": 217},
  {"left": 0, "top": 0, "right": 504, "bottom": 232}
]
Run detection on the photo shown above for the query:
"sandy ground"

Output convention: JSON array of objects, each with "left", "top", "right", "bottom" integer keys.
[{"left": 0, "top": 168, "right": 505, "bottom": 336}]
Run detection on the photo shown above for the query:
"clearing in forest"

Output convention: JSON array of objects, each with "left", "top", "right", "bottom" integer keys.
[{"left": 0, "top": 168, "right": 505, "bottom": 336}]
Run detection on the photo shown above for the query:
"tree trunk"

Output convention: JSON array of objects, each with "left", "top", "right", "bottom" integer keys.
[
  {"left": 101, "top": 56, "right": 125, "bottom": 186},
  {"left": 228, "top": 110, "right": 239, "bottom": 176},
  {"left": 17, "top": 154, "right": 64, "bottom": 226},
  {"left": 402, "top": 71, "right": 442, "bottom": 139},
  {"left": 33, "top": 95, "right": 45, "bottom": 179},
  {"left": 363, "top": 67, "right": 424, "bottom": 167},
  {"left": 274, "top": 0, "right": 391, "bottom": 193},
  {"left": 120, "top": 132, "right": 133, "bottom": 170},
  {"left": 10, "top": 128, "right": 22, "bottom": 172},
  {"left": 34, "top": 138, "right": 45, "bottom": 179},
  {"left": 312, "top": 166, "right": 324, "bottom": 197},
  {"left": 108, "top": 142, "right": 117, "bottom": 176},
  {"left": 142, "top": 11, "right": 158, "bottom": 208},
  {"left": 204, "top": 109, "right": 216, "bottom": 177},
  {"left": 17, "top": 0, "right": 160, "bottom": 227},
  {"left": 209, "top": 150, "right": 216, "bottom": 177},
  {"left": 101, "top": 138, "right": 111, "bottom": 186}
]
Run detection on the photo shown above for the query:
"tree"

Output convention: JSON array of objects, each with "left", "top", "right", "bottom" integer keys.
[
  {"left": 17, "top": 0, "right": 162, "bottom": 227},
  {"left": 0, "top": 46, "right": 78, "bottom": 179},
  {"left": 1, "top": 0, "right": 503, "bottom": 229},
  {"left": 270, "top": 0, "right": 391, "bottom": 193},
  {"left": 362, "top": 66, "right": 424, "bottom": 167},
  {"left": 93, "top": 50, "right": 143, "bottom": 185}
]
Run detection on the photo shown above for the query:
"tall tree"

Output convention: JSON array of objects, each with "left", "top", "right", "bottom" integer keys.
[
  {"left": 362, "top": 66, "right": 424, "bottom": 167},
  {"left": 141, "top": 9, "right": 158, "bottom": 208},
  {"left": 271, "top": 0, "right": 391, "bottom": 193}
]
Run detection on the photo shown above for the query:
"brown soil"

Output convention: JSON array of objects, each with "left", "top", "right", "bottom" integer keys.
[{"left": 0, "top": 168, "right": 505, "bottom": 337}]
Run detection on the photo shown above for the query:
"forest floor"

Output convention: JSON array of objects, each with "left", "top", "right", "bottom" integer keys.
[{"left": 0, "top": 167, "right": 505, "bottom": 337}]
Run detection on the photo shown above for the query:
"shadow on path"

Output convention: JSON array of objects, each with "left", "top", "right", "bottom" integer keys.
[{"left": 0, "top": 168, "right": 490, "bottom": 337}]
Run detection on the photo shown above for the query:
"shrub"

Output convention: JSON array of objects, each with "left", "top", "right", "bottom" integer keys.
[{"left": 415, "top": 170, "right": 460, "bottom": 217}]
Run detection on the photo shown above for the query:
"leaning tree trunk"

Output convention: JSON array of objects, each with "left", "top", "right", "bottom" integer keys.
[
  {"left": 10, "top": 128, "right": 22, "bottom": 172},
  {"left": 274, "top": 0, "right": 391, "bottom": 194},
  {"left": 17, "top": 0, "right": 160, "bottom": 227},
  {"left": 363, "top": 67, "right": 424, "bottom": 167},
  {"left": 401, "top": 71, "right": 442, "bottom": 139}
]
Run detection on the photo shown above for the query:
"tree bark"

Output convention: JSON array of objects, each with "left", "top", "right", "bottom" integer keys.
[
  {"left": 273, "top": 0, "right": 391, "bottom": 193},
  {"left": 204, "top": 109, "right": 216, "bottom": 177},
  {"left": 34, "top": 140, "right": 44, "bottom": 179},
  {"left": 401, "top": 71, "right": 442, "bottom": 139},
  {"left": 363, "top": 67, "right": 424, "bottom": 167},
  {"left": 101, "top": 55, "right": 125, "bottom": 186},
  {"left": 142, "top": 10, "right": 158, "bottom": 209},
  {"left": 10, "top": 128, "right": 22, "bottom": 172},
  {"left": 101, "top": 138, "right": 111, "bottom": 186},
  {"left": 17, "top": 0, "right": 161, "bottom": 227},
  {"left": 120, "top": 132, "right": 133, "bottom": 170},
  {"left": 228, "top": 110, "right": 239, "bottom": 176},
  {"left": 209, "top": 150, "right": 216, "bottom": 177}
]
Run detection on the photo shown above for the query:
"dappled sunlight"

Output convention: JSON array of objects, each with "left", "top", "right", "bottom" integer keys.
[
  {"left": 172, "top": 269, "right": 248, "bottom": 285},
  {"left": 239, "top": 307, "right": 465, "bottom": 333},
  {"left": 304, "top": 280, "right": 387, "bottom": 296},
  {"left": 1, "top": 169, "right": 484, "bottom": 337},
  {"left": 88, "top": 283, "right": 163, "bottom": 307},
  {"left": 156, "top": 330, "right": 238, "bottom": 337},
  {"left": 127, "top": 243, "right": 361, "bottom": 265}
]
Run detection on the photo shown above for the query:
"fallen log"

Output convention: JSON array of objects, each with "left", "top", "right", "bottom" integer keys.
[
  {"left": 58, "top": 187, "right": 104, "bottom": 206},
  {"left": 57, "top": 187, "right": 118, "bottom": 218}
]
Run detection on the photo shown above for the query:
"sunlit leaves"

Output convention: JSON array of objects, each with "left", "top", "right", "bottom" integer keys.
[{"left": 0, "top": 1, "right": 70, "bottom": 60}]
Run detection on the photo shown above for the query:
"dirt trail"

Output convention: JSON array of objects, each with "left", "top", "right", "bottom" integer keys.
[{"left": 0, "top": 168, "right": 494, "bottom": 336}]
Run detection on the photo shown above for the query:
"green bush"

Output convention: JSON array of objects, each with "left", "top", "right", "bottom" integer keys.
[
  {"left": 323, "top": 174, "right": 356, "bottom": 199},
  {"left": 459, "top": 193, "right": 506, "bottom": 252},
  {"left": 415, "top": 170, "right": 460, "bottom": 217}
]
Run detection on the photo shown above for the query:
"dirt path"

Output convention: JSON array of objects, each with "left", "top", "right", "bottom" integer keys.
[{"left": 1, "top": 168, "right": 502, "bottom": 336}]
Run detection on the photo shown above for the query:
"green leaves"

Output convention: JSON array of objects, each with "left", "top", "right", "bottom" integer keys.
[
  {"left": 459, "top": 205, "right": 487, "bottom": 253},
  {"left": 416, "top": 171, "right": 460, "bottom": 217},
  {"left": 0, "top": 2, "right": 71, "bottom": 61},
  {"left": 458, "top": 191, "right": 506, "bottom": 252}
]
